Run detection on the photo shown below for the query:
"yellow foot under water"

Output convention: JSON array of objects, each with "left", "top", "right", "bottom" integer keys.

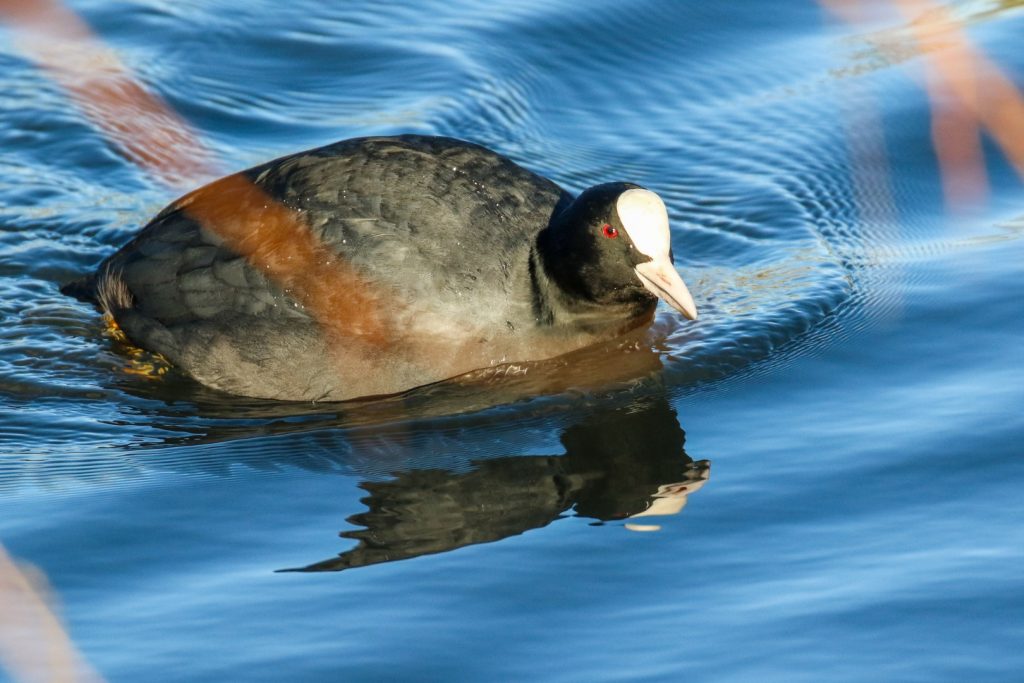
[{"left": 104, "top": 314, "right": 171, "bottom": 380}]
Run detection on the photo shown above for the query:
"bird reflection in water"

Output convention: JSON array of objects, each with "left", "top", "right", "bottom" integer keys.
[{"left": 283, "top": 396, "right": 709, "bottom": 572}]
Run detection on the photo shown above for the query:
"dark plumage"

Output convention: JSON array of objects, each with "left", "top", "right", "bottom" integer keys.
[{"left": 64, "top": 135, "right": 696, "bottom": 401}]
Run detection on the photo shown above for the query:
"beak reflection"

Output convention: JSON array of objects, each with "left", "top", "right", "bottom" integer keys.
[{"left": 624, "top": 475, "right": 711, "bottom": 532}]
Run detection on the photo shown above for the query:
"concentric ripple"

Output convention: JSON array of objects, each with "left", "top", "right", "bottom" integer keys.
[{"left": 0, "top": 0, "right": 995, "bottom": 488}]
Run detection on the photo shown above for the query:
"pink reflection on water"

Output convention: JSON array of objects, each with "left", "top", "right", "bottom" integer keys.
[
  {"left": 0, "top": 544, "right": 104, "bottom": 683},
  {"left": 823, "top": 0, "right": 1024, "bottom": 211}
]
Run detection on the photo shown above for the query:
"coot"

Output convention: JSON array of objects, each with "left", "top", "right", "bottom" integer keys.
[{"left": 64, "top": 135, "right": 697, "bottom": 401}]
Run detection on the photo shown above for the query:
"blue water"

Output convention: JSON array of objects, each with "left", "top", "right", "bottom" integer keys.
[{"left": 2, "top": 1, "right": 1024, "bottom": 681}]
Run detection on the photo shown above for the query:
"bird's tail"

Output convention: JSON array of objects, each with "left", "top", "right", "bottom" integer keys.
[
  {"left": 60, "top": 272, "right": 99, "bottom": 304},
  {"left": 60, "top": 267, "right": 133, "bottom": 316}
]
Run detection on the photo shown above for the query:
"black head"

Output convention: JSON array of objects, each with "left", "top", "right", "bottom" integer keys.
[{"left": 538, "top": 182, "right": 697, "bottom": 320}]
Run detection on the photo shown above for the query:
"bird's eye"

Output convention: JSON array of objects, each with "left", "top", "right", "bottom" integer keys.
[{"left": 602, "top": 224, "right": 619, "bottom": 239}]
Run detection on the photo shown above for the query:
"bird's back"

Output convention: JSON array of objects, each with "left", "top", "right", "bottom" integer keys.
[
  {"left": 252, "top": 135, "right": 571, "bottom": 327},
  {"left": 88, "top": 136, "right": 574, "bottom": 400}
]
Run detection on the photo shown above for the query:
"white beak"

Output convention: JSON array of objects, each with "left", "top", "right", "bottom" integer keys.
[{"left": 634, "top": 258, "right": 698, "bottom": 320}]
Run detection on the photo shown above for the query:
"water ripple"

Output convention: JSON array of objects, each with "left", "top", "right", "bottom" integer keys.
[{"left": 0, "top": 0, "right": 977, "bottom": 484}]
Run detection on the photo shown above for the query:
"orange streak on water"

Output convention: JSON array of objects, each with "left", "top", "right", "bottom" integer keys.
[
  {"left": 0, "top": 0, "right": 216, "bottom": 188},
  {"left": 822, "top": 0, "right": 1024, "bottom": 209},
  {"left": 0, "top": 544, "right": 104, "bottom": 683},
  {"left": 818, "top": 0, "right": 874, "bottom": 24},
  {"left": 892, "top": 0, "right": 989, "bottom": 208},
  {"left": 892, "top": 0, "right": 1024, "bottom": 180},
  {"left": 921, "top": 44, "right": 988, "bottom": 207}
]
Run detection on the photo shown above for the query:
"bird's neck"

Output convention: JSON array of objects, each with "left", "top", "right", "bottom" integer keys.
[{"left": 528, "top": 241, "right": 654, "bottom": 337}]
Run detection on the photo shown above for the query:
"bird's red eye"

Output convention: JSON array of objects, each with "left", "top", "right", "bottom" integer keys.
[{"left": 602, "top": 224, "right": 618, "bottom": 239}]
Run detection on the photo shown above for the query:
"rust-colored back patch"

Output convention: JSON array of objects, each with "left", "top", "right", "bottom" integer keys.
[{"left": 176, "top": 174, "right": 398, "bottom": 349}]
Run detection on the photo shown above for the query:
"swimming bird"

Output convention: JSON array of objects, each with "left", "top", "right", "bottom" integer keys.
[{"left": 63, "top": 135, "right": 697, "bottom": 401}]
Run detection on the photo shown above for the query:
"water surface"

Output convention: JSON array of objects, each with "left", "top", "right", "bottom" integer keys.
[{"left": 2, "top": 1, "right": 1024, "bottom": 681}]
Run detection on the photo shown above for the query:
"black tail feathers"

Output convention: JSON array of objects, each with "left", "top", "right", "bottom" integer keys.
[
  {"left": 60, "top": 273, "right": 99, "bottom": 304},
  {"left": 60, "top": 268, "right": 133, "bottom": 315}
]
